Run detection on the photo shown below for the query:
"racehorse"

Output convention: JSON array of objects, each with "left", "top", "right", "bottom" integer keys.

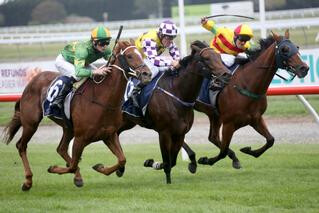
[
  {"left": 182, "top": 30, "right": 309, "bottom": 170},
  {"left": 3, "top": 40, "right": 152, "bottom": 191},
  {"left": 117, "top": 41, "right": 232, "bottom": 184}
]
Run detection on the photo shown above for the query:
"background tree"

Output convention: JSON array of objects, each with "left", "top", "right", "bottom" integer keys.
[
  {"left": 0, "top": 13, "right": 5, "bottom": 26},
  {"left": 30, "top": 0, "right": 66, "bottom": 25}
]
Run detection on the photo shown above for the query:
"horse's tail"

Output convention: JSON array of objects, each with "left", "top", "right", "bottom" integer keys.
[{"left": 3, "top": 100, "right": 22, "bottom": 145}]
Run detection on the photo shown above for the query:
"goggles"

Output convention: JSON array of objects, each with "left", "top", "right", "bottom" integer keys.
[
  {"left": 163, "top": 35, "right": 176, "bottom": 41},
  {"left": 237, "top": 35, "right": 251, "bottom": 42},
  {"left": 97, "top": 39, "right": 110, "bottom": 46}
]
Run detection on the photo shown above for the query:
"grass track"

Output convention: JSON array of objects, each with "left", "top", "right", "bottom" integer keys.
[{"left": 0, "top": 143, "right": 318, "bottom": 213}]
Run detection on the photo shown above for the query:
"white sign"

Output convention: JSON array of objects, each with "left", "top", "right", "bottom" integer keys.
[{"left": 270, "top": 49, "right": 319, "bottom": 88}]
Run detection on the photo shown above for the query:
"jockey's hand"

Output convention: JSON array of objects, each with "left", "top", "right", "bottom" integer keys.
[
  {"left": 201, "top": 17, "right": 208, "bottom": 25},
  {"left": 171, "top": 60, "right": 180, "bottom": 69},
  {"left": 93, "top": 66, "right": 112, "bottom": 76}
]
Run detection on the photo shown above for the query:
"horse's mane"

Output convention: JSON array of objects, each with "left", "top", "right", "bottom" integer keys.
[
  {"left": 180, "top": 40, "right": 209, "bottom": 67},
  {"left": 109, "top": 40, "right": 132, "bottom": 64},
  {"left": 246, "top": 35, "right": 276, "bottom": 61}
]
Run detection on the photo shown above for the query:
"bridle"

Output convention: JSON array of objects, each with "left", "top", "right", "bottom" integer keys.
[
  {"left": 274, "top": 39, "right": 299, "bottom": 81},
  {"left": 93, "top": 45, "right": 146, "bottom": 83}
]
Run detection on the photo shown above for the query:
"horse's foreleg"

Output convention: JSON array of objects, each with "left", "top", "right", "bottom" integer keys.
[
  {"left": 115, "top": 117, "right": 137, "bottom": 177},
  {"left": 92, "top": 133, "right": 126, "bottom": 176},
  {"left": 240, "top": 117, "right": 274, "bottom": 158},
  {"left": 202, "top": 123, "right": 235, "bottom": 166},
  {"left": 182, "top": 142, "right": 197, "bottom": 174},
  {"left": 159, "top": 131, "right": 173, "bottom": 184},
  {"left": 209, "top": 116, "right": 241, "bottom": 169},
  {"left": 48, "top": 138, "right": 85, "bottom": 175},
  {"left": 56, "top": 128, "right": 83, "bottom": 187}
]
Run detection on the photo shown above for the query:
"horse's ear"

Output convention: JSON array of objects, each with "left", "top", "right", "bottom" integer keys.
[
  {"left": 271, "top": 30, "right": 280, "bottom": 42},
  {"left": 129, "top": 38, "right": 135, "bottom": 45},
  {"left": 284, "top": 29, "right": 290, "bottom": 39},
  {"left": 190, "top": 44, "right": 201, "bottom": 54}
]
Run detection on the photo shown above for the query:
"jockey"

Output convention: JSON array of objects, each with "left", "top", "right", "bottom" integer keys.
[
  {"left": 130, "top": 20, "right": 181, "bottom": 107},
  {"left": 51, "top": 26, "right": 113, "bottom": 109},
  {"left": 201, "top": 17, "right": 254, "bottom": 68}
]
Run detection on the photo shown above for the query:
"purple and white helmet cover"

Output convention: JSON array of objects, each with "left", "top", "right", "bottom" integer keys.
[{"left": 159, "top": 20, "right": 178, "bottom": 36}]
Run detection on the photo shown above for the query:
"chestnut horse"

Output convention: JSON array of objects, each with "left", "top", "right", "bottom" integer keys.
[
  {"left": 3, "top": 40, "right": 152, "bottom": 191},
  {"left": 117, "top": 41, "right": 231, "bottom": 184},
  {"left": 182, "top": 30, "right": 309, "bottom": 170}
]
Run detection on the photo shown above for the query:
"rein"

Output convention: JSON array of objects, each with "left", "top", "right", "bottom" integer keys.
[
  {"left": 91, "top": 45, "right": 145, "bottom": 109},
  {"left": 155, "top": 46, "right": 216, "bottom": 108},
  {"left": 93, "top": 45, "right": 142, "bottom": 83}
]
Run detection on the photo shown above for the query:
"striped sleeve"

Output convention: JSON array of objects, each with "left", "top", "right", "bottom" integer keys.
[
  {"left": 202, "top": 20, "right": 218, "bottom": 35},
  {"left": 142, "top": 38, "right": 172, "bottom": 67}
]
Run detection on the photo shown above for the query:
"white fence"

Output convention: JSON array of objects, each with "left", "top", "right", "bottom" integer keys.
[
  {"left": 0, "top": 7, "right": 319, "bottom": 44},
  {"left": 0, "top": 17, "right": 319, "bottom": 44}
]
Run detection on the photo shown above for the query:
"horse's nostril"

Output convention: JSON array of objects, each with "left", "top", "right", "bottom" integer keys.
[{"left": 303, "top": 65, "right": 309, "bottom": 72}]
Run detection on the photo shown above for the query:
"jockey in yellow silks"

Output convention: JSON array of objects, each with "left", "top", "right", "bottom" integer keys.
[{"left": 201, "top": 17, "right": 254, "bottom": 67}]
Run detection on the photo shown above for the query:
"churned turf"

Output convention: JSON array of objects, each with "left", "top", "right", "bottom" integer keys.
[{"left": 0, "top": 142, "right": 318, "bottom": 213}]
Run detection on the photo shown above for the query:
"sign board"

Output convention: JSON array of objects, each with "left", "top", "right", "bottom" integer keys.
[
  {"left": 172, "top": 1, "right": 254, "bottom": 18},
  {"left": 0, "top": 49, "right": 318, "bottom": 101}
]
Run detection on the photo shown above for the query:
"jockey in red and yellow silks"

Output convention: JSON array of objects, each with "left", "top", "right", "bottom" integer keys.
[{"left": 201, "top": 18, "right": 253, "bottom": 56}]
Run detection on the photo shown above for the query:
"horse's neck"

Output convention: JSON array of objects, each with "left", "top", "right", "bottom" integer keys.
[
  {"left": 236, "top": 43, "right": 277, "bottom": 95},
  {"left": 166, "top": 65, "right": 204, "bottom": 102},
  {"left": 93, "top": 66, "right": 126, "bottom": 104}
]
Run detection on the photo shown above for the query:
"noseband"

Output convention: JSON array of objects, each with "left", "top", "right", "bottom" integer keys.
[{"left": 112, "top": 45, "right": 147, "bottom": 80}]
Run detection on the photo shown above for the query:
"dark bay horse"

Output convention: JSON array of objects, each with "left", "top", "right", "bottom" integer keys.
[
  {"left": 117, "top": 41, "right": 231, "bottom": 184},
  {"left": 3, "top": 40, "right": 152, "bottom": 191},
  {"left": 182, "top": 30, "right": 309, "bottom": 169}
]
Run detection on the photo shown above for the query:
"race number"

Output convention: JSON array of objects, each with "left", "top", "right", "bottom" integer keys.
[{"left": 47, "top": 80, "right": 63, "bottom": 102}]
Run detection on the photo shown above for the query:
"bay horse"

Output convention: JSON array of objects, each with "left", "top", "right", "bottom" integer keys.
[
  {"left": 3, "top": 40, "right": 152, "bottom": 191},
  {"left": 117, "top": 41, "right": 231, "bottom": 184},
  {"left": 182, "top": 30, "right": 309, "bottom": 170}
]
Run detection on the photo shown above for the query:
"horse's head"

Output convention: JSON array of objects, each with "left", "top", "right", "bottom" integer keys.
[
  {"left": 111, "top": 40, "right": 152, "bottom": 84},
  {"left": 190, "top": 41, "right": 232, "bottom": 83},
  {"left": 272, "top": 30, "right": 309, "bottom": 78}
]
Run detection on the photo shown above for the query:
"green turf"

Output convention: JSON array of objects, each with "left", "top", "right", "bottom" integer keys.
[{"left": 0, "top": 142, "right": 318, "bottom": 213}]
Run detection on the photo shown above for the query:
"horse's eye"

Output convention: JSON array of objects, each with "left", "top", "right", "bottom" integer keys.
[
  {"left": 281, "top": 46, "right": 290, "bottom": 54},
  {"left": 127, "top": 54, "right": 133, "bottom": 59}
]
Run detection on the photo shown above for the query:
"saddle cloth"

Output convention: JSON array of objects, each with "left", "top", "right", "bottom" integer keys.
[
  {"left": 43, "top": 76, "right": 87, "bottom": 120},
  {"left": 122, "top": 71, "right": 164, "bottom": 117}
]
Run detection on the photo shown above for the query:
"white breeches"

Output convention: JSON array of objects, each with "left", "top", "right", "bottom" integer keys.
[
  {"left": 55, "top": 54, "right": 94, "bottom": 81},
  {"left": 144, "top": 59, "right": 169, "bottom": 80},
  {"left": 220, "top": 53, "right": 236, "bottom": 67}
]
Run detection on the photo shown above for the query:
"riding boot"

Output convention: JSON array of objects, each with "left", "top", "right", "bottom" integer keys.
[
  {"left": 130, "top": 83, "right": 144, "bottom": 107},
  {"left": 51, "top": 77, "right": 75, "bottom": 110}
]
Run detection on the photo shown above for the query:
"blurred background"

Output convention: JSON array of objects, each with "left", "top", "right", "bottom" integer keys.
[{"left": 0, "top": 0, "right": 319, "bottom": 62}]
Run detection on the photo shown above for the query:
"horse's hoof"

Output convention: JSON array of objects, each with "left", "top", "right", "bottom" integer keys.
[
  {"left": 188, "top": 162, "right": 197, "bottom": 174},
  {"left": 207, "top": 158, "right": 216, "bottom": 166},
  {"left": 143, "top": 159, "right": 154, "bottom": 167},
  {"left": 240, "top": 147, "right": 252, "bottom": 154},
  {"left": 232, "top": 161, "right": 242, "bottom": 169},
  {"left": 116, "top": 167, "right": 125, "bottom": 177},
  {"left": 92, "top": 163, "right": 104, "bottom": 171},
  {"left": 74, "top": 178, "right": 84, "bottom": 187},
  {"left": 198, "top": 157, "right": 208, "bottom": 165},
  {"left": 47, "top": 165, "right": 57, "bottom": 173},
  {"left": 21, "top": 183, "right": 32, "bottom": 191}
]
